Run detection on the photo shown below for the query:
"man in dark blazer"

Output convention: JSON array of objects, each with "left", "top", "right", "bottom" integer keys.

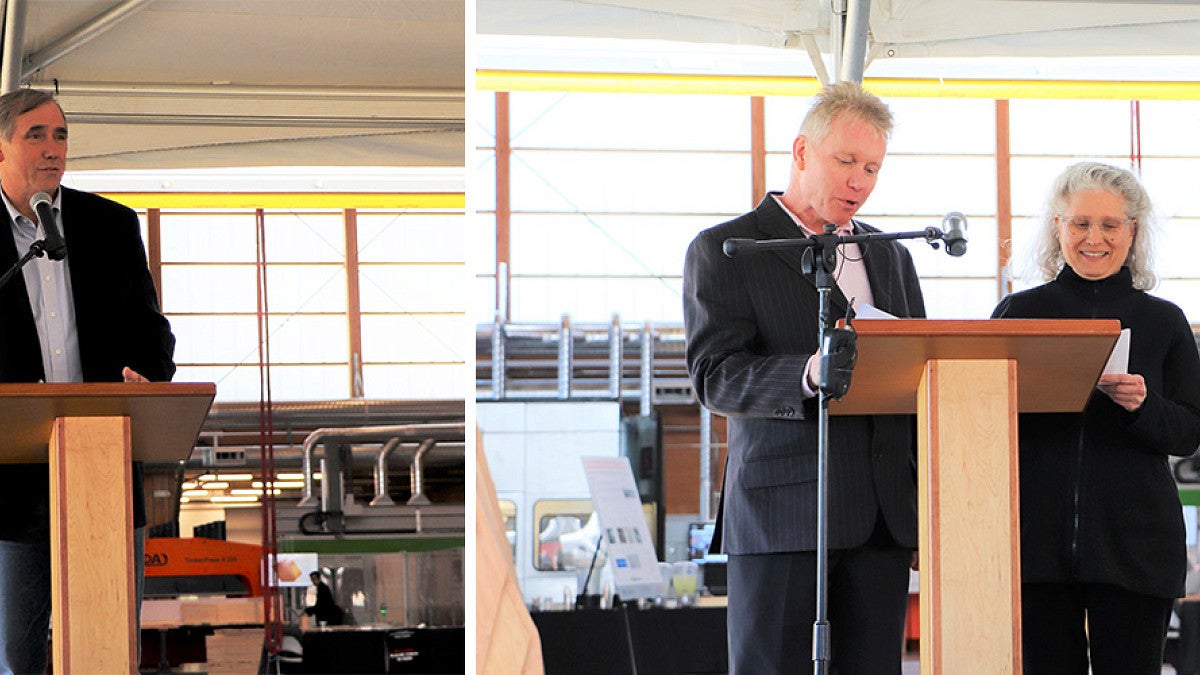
[
  {"left": 0, "top": 89, "right": 175, "bottom": 673},
  {"left": 684, "top": 82, "right": 925, "bottom": 674}
]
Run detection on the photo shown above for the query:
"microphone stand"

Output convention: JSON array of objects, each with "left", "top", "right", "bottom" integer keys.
[
  {"left": 723, "top": 223, "right": 949, "bottom": 675},
  {"left": 0, "top": 238, "right": 52, "bottom": 292}
]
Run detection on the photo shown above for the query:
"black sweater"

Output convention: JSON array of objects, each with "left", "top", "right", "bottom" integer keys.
[{"left": 992, "top": 265, "right": 1200, "bottom": 598}]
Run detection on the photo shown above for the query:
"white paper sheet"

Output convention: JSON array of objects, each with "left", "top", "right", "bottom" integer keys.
[
  {"left": 854, "top": 302, "right": 896, "bottom": 319},
  {"left": 1102, "top": 328, "right": 1131, "bottom": 375}
]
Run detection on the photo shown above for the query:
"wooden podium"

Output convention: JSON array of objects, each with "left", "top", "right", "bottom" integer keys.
[
  {"left": 0, "top": 382, "right": 215, "bottom": 674},
  {"left": 829, "top": 319, "right": 1121, "bottom": 674}
]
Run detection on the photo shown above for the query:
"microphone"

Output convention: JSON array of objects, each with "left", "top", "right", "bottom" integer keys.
[
  {"left": 941, "top": 212, "right": 967, "bottom": 257},
  {"left": 30, "top": 192, "right": 66, "bottom": 261},
  {"left": 722, "top": 238, "right": 753, "bottom": 257}
]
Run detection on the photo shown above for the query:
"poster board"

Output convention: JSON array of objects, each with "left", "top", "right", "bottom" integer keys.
[{"left": 581, "top": 456, "right": 664, "bottom": 600}]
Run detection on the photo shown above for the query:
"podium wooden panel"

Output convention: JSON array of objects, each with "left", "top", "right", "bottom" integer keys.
[
  {"left": 829, "top": 320, "right": 1120, "bottom": 674},
  {"left": 0, "top": 383, "right": 215, "bottom": 674}
]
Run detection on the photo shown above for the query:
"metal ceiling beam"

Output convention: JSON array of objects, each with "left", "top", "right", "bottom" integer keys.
[
  {"left": 44, "top": 81, "right": 462, "bottom": 101},
  {"left": 64, "top": 111, "right": 465, "bottom": 130},
  {"left": 22, "top": 0, "right": 157, "bottom": 80},
  {"left": 799, "top": 32, "right": 830, "bottom": 85}
]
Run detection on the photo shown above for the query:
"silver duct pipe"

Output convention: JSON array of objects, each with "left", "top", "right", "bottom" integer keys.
[
  {"left": 297, "top": 423, "right": 464, "bottom": 507},
  {"left": 406, "top": 439, "right": 438, "bottom": 506},
  {"left": 1, "top": 0, "right": 26, "bottom": 94},
  {"left": 491, "top": 315, "right": 506, "bottom": 399},
  {"left": 183, "top": 442, "right": 465, "bottom": 471},
  {"left": 496, "top": 261, "right": 509, "bottom": 322},
  {"left": 640, "top": 321, "right": 653, "bottom": 416},
  {"left": 557, "top": 314, "right": 572, "bottom": 399},
  {"left": 609, "top": 314, "right": 622, "bottom": 400},
  {"left": 839, "top": 0, "right": 872, "bottom": 84},
  {"left": 369, "top": 438, "right": 403, "bottom": 507}
]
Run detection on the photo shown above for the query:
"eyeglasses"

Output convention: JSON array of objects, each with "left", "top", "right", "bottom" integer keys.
[{"left": 1057, "top": 215, "right": 1135, "bottom": 239}]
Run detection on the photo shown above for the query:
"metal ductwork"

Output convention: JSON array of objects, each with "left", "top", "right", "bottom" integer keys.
[
  {"left": 369, "top": 438, "right": 403, "bottom": 507},
  {"left": 297, "top": 423, "right": 465, "bottom": 508},
  {"left": 406, "top": 439, "right": 439, "bottom": 506}
]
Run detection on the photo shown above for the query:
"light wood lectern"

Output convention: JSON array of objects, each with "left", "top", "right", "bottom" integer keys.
[
  {"left": 829, "top": 319, "right": 1121, "bottom": 675},
  {"left": 0, "top": 382, "right": 215, "bottom": 674}
]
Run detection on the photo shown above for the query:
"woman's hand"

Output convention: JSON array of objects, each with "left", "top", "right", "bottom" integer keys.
[{"left": 1097, "top": 373, "right": 1146, "bottom": 412}]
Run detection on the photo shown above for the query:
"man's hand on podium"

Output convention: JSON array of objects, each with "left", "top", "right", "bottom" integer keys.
[{"left": 122, "top": 367, "right": 148, "bottom": 383}]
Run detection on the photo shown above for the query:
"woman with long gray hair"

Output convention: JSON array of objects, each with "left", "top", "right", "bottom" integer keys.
[{"left": 993, "top": 161, "right": 1200, "bottom": 673}]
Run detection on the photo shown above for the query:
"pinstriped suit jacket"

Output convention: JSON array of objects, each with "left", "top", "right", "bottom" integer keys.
[{"left": 684, "top": 194, "right": 925, "bottom": 555}]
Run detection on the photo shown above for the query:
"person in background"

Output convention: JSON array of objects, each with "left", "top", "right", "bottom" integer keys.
[
  {"left": 0, "top": 88, "right": 176, "bottom": 674},
  {"left": 305, "top": 571, "right": 344, "bottom": 626},
  {"left": 992, "top": 161, "right": 1200, "bottom": 674},
  {"left": 683, "top": 82, "right": 925, "bottom": 674}
]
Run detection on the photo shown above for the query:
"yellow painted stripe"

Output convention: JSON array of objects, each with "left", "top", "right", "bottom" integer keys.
[
  {"left": 477, "top": 69, "right": 1200, "bottom": 100},
  {"left": 98, "top": 192, "right": 465, "bottom": 210}
]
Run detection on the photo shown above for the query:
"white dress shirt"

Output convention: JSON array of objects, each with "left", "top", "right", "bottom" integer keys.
[
  {"left": 2, "top": 187, "right": 83, "bottom": 383},
  {"left": 771, "top": 194, "right": 874, "bottom": 398}
]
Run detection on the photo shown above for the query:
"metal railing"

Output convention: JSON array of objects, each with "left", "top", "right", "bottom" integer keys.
[{"left": 476, "top": 314, "right": 695, "bottom": 405}]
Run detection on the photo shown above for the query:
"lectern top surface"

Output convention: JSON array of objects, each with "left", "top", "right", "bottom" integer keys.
[
  {"left": 832, "top": 319, "right": 1121, "bottom": 415},
  {"left": 0, "top": 382, "right": 215, "bottom": 463}
]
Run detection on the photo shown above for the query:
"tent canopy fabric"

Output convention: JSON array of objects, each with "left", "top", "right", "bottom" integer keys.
[
  {"left": 477, "top": 0, "right": 1200, "bottom": 69},
  {"left": 8, "top": 0, "right": 465, "bottom": 170}
]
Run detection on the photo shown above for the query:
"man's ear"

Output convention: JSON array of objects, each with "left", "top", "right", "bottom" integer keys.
[{"left": 792, "top": 134, "right": 807, "bottom": 171}]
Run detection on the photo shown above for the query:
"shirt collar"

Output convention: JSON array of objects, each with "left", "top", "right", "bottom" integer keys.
[
  {"left": 770, "top": 193, "right": 854, "bottom": 237},
  {"left": 2, "top": 185, "right": 61, "bottom": 233}
]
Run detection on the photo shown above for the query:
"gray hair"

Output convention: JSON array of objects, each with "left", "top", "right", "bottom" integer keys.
[
  {"left": 0, "top": 89, "right": 61, "bottom": 141},
  {"left": 799, "top": 81, "right": 894, "bottom": 145},
  {"left": 1032, "top": 161, "right": 1157, "bottom": 289}
]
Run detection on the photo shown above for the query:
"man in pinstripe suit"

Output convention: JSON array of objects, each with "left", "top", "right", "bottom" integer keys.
[{"left": 684, "top": 82, "right": 925, "bottom": 674}]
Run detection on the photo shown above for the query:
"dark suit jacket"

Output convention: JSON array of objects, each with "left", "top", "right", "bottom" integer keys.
[
  {"left": 0, "top": 186, "right": 176, "bottom": 540},
  {"left": 684, "top": 194, "right": 925, "bottom": 555}
]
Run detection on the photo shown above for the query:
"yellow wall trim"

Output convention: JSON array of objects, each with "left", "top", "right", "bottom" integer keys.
[
  {"left": 477, "top": 69, "right": 1200, "bottom": 100},
  {"left": 100, "top": 192, "right": 465, "bottom": 210}
]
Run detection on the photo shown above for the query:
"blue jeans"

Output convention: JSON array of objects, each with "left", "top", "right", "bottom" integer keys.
[{"left": 0, "top": 528, "right": 144, "bottom": 675}]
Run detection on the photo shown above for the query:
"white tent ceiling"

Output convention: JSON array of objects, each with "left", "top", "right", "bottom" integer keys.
[
  {"left": 478, "top": 0, "right": 1200, "bottom": 74},
  {"left": 6, "top": 0, "right": 464, "bottom": 170}
]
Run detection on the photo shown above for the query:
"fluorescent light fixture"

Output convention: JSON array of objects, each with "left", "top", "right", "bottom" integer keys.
[
  {"left": 231, "top": 488, "right": 282, "bottom": 496},
  {"left": 202, "top": 481, "right": 230, "bottom": 490},
  {"left": 180, "top": 497, "right": 190, "bottom": 503},
  {"left": 277, "top": 473, "right": 305, "bottom": 481},
  {"left": 211, "top": 495, "right": 259, "bottom": 503},
  {"left": 197, "top": 474, "right": 216, "bottom": 482},
  {"left": 182, "top": 489, "right": 209, "bottom": 498},
  {"left": 216, "top": 473, "right": 254, "bottom": 482},
  {"left": 181, "top": 481, "right": 198, "bottom": 490}
]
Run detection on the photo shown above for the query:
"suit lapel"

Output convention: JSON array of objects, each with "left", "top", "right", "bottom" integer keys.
[
  {"left": 753, "top": 194, "right": 808, "bottom": 279},
  {"left": 753, "top": 195, "right": 853, "bottom": 318}
]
